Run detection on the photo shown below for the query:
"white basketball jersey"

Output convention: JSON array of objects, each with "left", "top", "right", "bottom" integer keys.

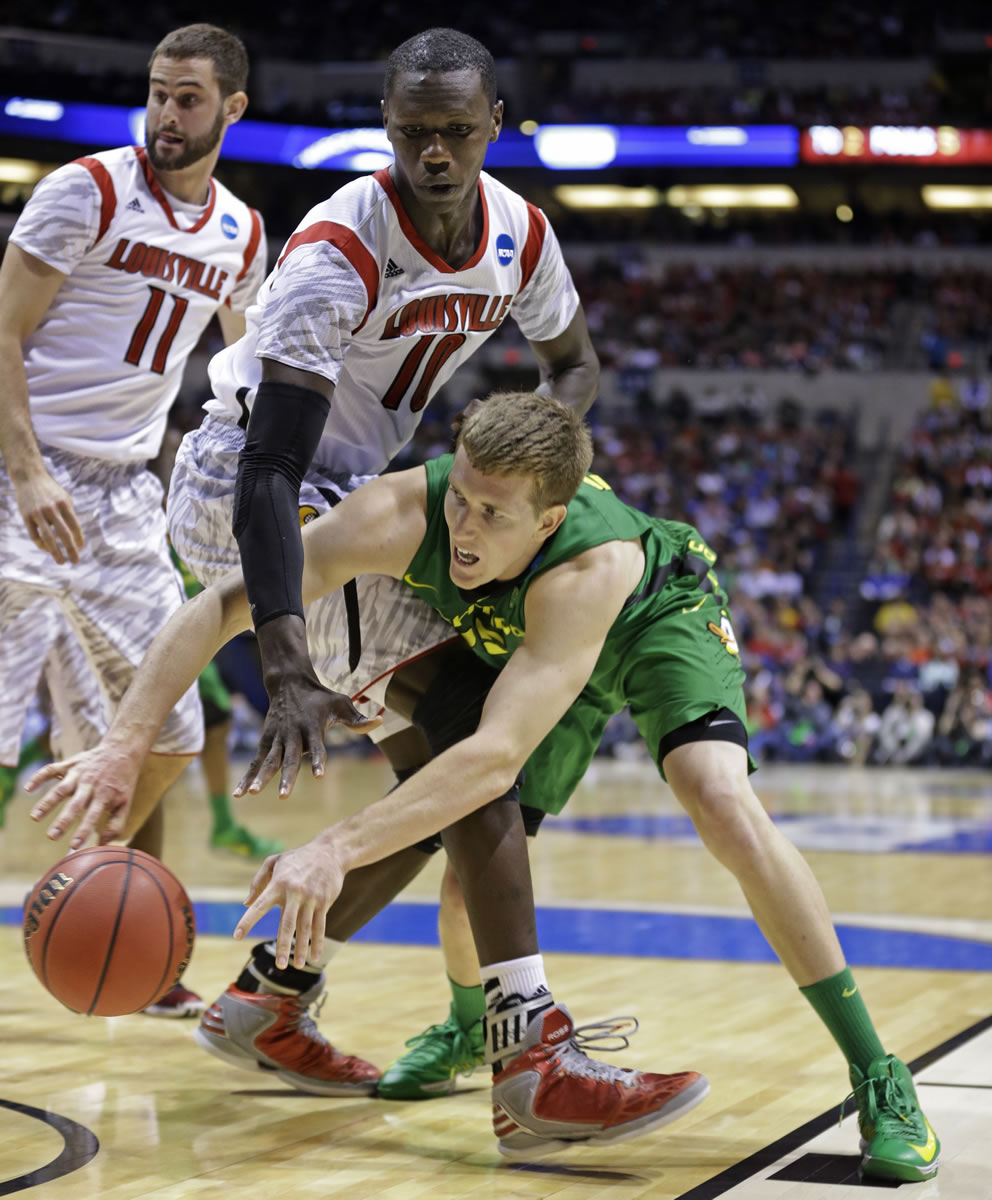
[
  {"left": 205, "top": 168, "right": 579, "bottom": 478},
  {"left": 10, "top": 145, "right": 266, "bottom": 462}
]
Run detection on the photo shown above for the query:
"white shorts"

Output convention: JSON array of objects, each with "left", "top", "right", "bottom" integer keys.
[
  {"left": 0, "top": 445, "right": 204, "bottom": 765},
  {"left": 166, "top": 415, "right": 458, "bottom": 742}
]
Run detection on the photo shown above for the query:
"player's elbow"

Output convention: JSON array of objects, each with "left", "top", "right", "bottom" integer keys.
[{"left": 462, "top": 735, "right": 525, "bottom": 803}]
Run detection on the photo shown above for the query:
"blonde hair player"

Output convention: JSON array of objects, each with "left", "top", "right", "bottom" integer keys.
[{"left": 29, "top": 393, "right": 938, "bottom": 1180}]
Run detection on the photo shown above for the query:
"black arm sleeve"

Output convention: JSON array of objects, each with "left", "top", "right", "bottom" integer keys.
[{"left": 232, "top": 380, "right": 330, "bottom": 630}]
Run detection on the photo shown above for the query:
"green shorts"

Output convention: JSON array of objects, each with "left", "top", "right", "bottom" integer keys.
[{"left": 519, "top": 589, "right": 754, "bottom": 815}]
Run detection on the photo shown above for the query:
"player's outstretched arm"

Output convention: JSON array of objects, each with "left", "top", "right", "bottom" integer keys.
[
  {"left": 233, "top": 545, "right": 634, "bottom": 967},
  {"left": 0, "top": 244, "right": 84, "bottom": 564},
  {"left": 528, "top": 305, "right": 599, "bottom": 416},
  {"left": 25, "top": 571, "right": 254, "bottom": 846},
  {"left": 235, "top": 466, "right": 431, "bottom": 799}
]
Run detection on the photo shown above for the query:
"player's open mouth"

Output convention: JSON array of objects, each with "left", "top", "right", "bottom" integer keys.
[{"left": 454, "top": 546, "right": 478, "bottom": 566}]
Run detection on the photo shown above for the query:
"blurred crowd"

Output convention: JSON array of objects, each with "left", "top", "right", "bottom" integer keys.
[
  {"left": 543, "top": 82, "right": 954, "bottom": 129},
  {"left": 1, "top": 0, "right": 939, "bottom": 61},
  {"left": 573, "top": 259, "right": 903, "bottom": 371}
]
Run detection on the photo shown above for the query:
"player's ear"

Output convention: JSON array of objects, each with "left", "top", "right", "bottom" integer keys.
[
  {"left": 538, "top": 502, "right": 566, "bottom": 539},
  {"left": 490, "top": 99, "right": 503, "bottom": 142},
  {"left": 224, "top": 90, "right": 248, "bottom": 126}
]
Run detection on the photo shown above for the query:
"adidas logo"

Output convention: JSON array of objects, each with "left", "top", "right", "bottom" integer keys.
[
  {"left": 384, "top": 258, "right": 404, "bottom": 278},
  {"left": 127, "top": 198, "right": 144, "bottom": 213}
]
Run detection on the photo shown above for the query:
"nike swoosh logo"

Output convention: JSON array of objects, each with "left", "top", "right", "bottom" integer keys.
[
  {"left": 842, "top": 986, "right": 858, "bottom": 998},
  {"left": 403, "top": 573, "right": 437, "bottom": 593},
  {"left": 907, "top": 1121, "right": 938, "bottom": 1162},
  {"left": 708, "top": 718, "right": 737, "bottom": 727}
]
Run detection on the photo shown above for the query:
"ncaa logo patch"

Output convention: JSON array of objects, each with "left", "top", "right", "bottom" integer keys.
[
  {"left": 495, "top": 233, "right": 515, "bottom": 266},
  {"left": 220, "top": 213, "right": 239, "bottom": 239},
  {"left": 299, "top": 505, "right": 319, "bottom": 526}
]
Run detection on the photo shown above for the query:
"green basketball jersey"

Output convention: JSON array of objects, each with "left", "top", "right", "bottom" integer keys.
[{"left": 402, "top": 455, "right": 728, "bottom": 714}]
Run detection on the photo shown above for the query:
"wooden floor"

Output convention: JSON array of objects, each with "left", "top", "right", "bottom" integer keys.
[{"left": 1, "top": 757, "right": 990, "bottom": 1198}]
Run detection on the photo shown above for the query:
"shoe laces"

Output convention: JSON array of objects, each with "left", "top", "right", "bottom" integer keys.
[
  {"left": 404, "top": 1015, "right": 479, "bottom": 1076},
  {"left": 551, "top": 1017, "right": 642, "bottom": 1086},
  {"left": 841, "top": 1067, "right": 924, "bottom": 1139}
]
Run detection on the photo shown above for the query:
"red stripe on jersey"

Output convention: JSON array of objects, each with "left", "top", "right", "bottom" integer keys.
[
  {"left": 277, "top": 221, "right": 379, "bottom": 334},
  {"left": 518, "top": 203, "right": 547, "bottom": 295},
  {"left": 373, "top": 168, "right": 489, "bottom": 274},
  {"left": 134, "top": 146, "right": 217, "bottom": 233},
  {"left": 236, "top": 208, "right": 264, "bottom": 283},
  {"left": 73, "top": 157, "right": 117, "bottom": 242}
]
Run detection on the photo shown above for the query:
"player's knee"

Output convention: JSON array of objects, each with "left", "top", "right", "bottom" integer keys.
[{"left": 685, "top": 777, "right": 765, "bottom": 861}]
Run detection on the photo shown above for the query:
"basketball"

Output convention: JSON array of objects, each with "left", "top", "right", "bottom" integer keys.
[{"left": 23, "top": 847, "right": 196, "bottom": 1016}]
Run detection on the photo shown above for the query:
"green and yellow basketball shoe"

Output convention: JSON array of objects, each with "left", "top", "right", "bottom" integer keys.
[
  {"left": 376, "top": 1008, "right": 486, "bottom": 1100},
  {"left": 210, "top": 823, "right": 284, "bottom": 859},
  {"left": 848, "top": 1055, "right": 940, "bottom": 1182}
]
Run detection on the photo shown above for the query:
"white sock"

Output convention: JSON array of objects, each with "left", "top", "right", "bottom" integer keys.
[
  {"left": 480, "top": 953, "right": 551, "bottom": 1013},
  {"left": 308, "top": 937, "right": 344, "bottom": 969}
]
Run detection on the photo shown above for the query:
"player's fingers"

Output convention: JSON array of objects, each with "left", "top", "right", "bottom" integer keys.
[
  {"left": 50, "top": 516, "right": 81, "bottom": 565},
  {"left": 234, "top": 721, "right": 278, "bottom": 796},
  {"left": 24, "top": 758, "right": 71, "bottom": 794},
  {"left": 48, "top": 781, "right": 93, "bottom": 842},
  {"left": 233, "top": 883, "right": 278, "bottom": 942},
  {"left": 249, "top": 735, "right": 287, "bottom": 794},
  {"left": 56, "top": 498, "right": 85, "bottom": 551},
  {"left": 330, "top": 696, "right": 383, "bottom": 734},
  {"left": 305, "top": 732, "right": 327, "bottom": 781},
  {"left": 293, "top": 903, "right": 315, "bottom": 967},
  {"left": 71, "top": 798, "right": 110, "bottom": 850},
  {"left": 98, "top": 802, "right": 130, "bottom": 847},
  {"left": 274, "top": 897, "right": 299, "bottom": 969},
  {"left": 308, "top": 912, "right": 325, "bottom": 967},
  {"left": 30, "top": 517, "right": 65, "bottom": 565},
  {"left": 277, "top": 731, "right": 305, "bottom": 797}
]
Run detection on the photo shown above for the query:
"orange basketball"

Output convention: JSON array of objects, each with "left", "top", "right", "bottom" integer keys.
[{"left": 23, "top": 846, "right": 195, "bottom": 1016}]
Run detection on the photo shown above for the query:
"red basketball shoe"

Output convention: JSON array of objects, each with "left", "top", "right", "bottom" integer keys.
[
  {"left": 490, "top": 1003, "right": 708, "bottom": 1159},
  {"left": 193, "top": 977, "right": 380, "bottom": 1096},
  {"left": 143, "top": 982, "right": 206, "bottom": 1018}
]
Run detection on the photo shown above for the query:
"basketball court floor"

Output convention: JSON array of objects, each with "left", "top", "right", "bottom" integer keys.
[{"left": 1, "top": 756, "right": 989, "bottom": 1198}]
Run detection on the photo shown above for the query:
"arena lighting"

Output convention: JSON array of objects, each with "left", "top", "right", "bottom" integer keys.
[
  {"left": 534, "top": 125, "right": 619, "bottom": 169},
  {"left": 553, "top": 185, "right": 662, "bottom": 209},
  {"left": 3, "top": 97, "right": 63, "bottom": 121},
  {"left": 0, "top": 157, "right": 50, "bottom": 184},
  {"left": 666, "top": 185, "right": 798, "bottom": 208},
  {"left": 292, "top": 127, "right": 393, "bottom": 170},
  {"left": 922, "top": 186, "right": 992, "bottom": 209}
]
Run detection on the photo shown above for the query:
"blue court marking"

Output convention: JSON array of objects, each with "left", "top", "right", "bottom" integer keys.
[
  {"left": 552, "top": 813, "right": 992, "bottom": 854},
  {"left": 6, "top": 902, "right": 990, "bottom": 970}
]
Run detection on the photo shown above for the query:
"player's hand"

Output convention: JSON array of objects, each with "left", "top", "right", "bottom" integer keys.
[
  {"left": 25, "top": 743, "right": 139, "bottom": 849},
  {"left": 234, "top": 673, "right": 382, "bottom": 799},
  {"left": 15, "top": 470, "right": 85, "bottom": 565},
  {"left": 233, "top": 836, "right": 345, "bottom": 967}
]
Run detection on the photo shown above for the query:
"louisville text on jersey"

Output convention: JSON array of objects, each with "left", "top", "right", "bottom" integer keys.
[
  {"left": 105, "top": 238, "right": 229, "bottom": 301},
  {"left": 380, "top": 293, "right": 513, "bottom": 340}
]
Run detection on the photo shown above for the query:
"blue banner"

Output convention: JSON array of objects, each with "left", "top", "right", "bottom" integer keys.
[{"left": 0, "top": 97, "right": 799, "bottom": 169}]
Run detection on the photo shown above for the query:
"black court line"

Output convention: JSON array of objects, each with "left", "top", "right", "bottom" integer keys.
[
  {"left": 675, "top": 1014, "right": 992, "bottom": 1199},
  {"left": 0, "top": 1098, "right": 98, "bottom": 1195}
]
